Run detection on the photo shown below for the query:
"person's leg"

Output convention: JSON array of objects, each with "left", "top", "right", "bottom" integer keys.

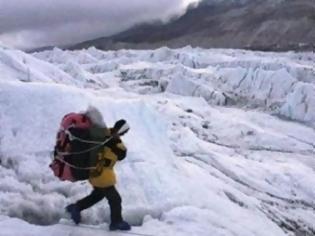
[
  {"left": 76, "top": 188, "right": 106, "bottom": 211},
  {"left": 103, "top": 186, "right": 130, "bottom": 231},
  {"left": 66, "top": 187, "right": 105, "bottom": 224},
  {"left": 103, "top": 186, "right": 123, "bottom": 223}
]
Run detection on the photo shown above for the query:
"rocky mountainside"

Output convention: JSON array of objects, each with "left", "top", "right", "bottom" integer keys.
[{"left": 70, "top": 0, "right": 315, "bottom": 51}]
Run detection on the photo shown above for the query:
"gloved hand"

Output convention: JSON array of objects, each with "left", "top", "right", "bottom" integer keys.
[{"left": 113, "top": 119, "right": 130, "bottom": 136}]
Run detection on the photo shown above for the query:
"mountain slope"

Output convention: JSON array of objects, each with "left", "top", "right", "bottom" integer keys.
[{"left": 71, "top": 0, "right": 315, "bottom": 51}]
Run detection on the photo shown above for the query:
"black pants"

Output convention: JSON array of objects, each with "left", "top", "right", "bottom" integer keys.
[{"left": 76, "top": 186, "right": 123, "bottom": 224}]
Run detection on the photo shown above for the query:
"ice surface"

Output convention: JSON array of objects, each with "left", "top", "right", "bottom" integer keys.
[{"left": 0, "top": 46, "right": 315, "bottom": 236}]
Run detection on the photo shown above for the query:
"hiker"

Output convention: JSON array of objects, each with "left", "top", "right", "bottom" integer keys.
[{"left": 52, "top": 106, "right": 131, "bottom": 231}]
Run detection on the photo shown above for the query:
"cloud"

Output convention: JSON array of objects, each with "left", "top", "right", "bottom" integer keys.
[{"left": 0, "top": 0, "right": 201, "bottom": 50}]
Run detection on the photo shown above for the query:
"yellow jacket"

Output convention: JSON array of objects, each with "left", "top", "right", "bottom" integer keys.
[{"left": 89, "top": 133, "right": 127, "bottom": 188}]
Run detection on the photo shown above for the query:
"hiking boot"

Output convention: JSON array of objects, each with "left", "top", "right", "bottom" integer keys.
[
  {"left": 65, "top": 204, "right": 81, "bottom": 225},
  {"left": 109, "top": 221, "right": 131, "bottom": 231}
]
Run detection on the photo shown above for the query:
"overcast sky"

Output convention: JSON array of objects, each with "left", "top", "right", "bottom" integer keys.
[{"left": 0, "top": 0, "right": 201, "bottom": 50}]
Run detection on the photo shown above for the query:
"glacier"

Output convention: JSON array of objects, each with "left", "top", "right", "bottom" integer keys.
[{"left": 0, "top": 46, "right": 315, "bottom": 236}]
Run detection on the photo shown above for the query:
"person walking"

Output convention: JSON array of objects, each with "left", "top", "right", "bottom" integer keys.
[{"left": 64, "top": 107, "right": 131, "bottom": 231}]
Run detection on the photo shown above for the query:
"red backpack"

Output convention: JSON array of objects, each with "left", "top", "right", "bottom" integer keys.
[
  {"left": 50, "top": 113, "right": 93, "bottom": 182},
  {"left": 50, "top": 112, "right": 130, "bottom": 182}
]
